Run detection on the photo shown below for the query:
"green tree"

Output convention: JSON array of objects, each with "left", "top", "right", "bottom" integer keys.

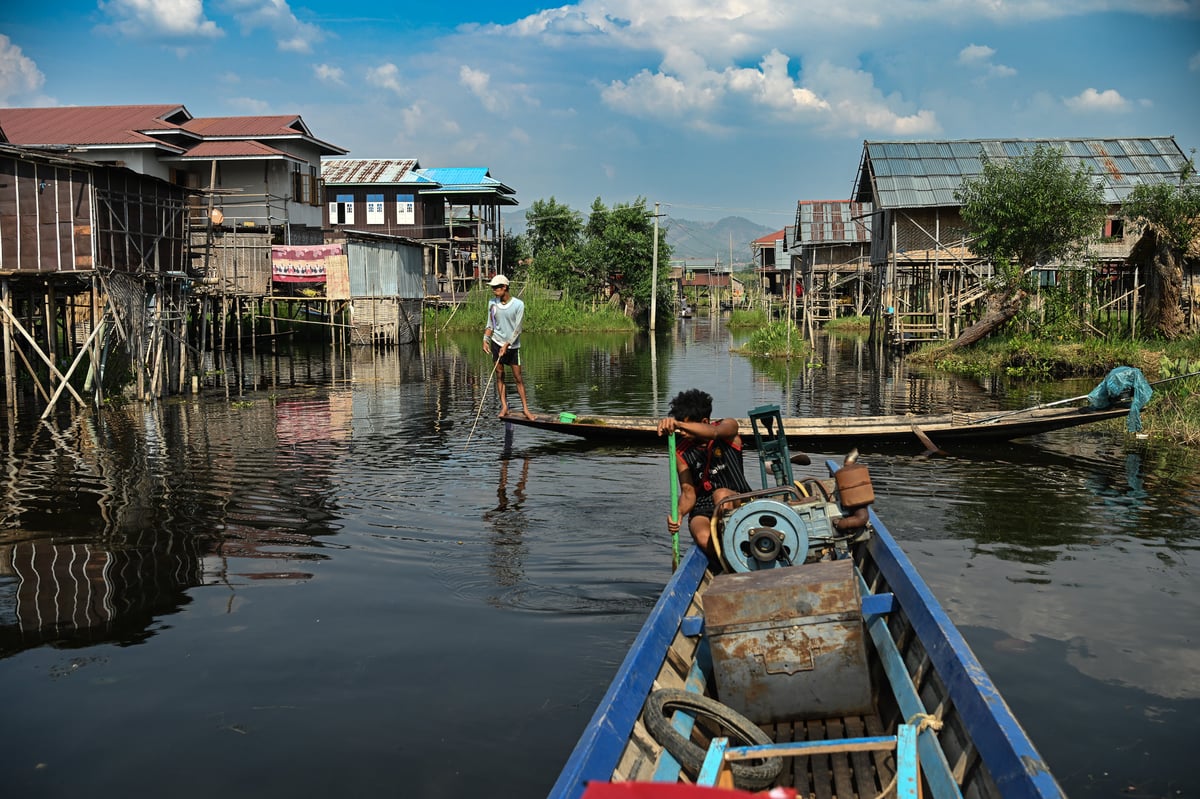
[
  {"left": 525, "top": 197, "right": 586, "bottom": 296},
  {"left": 499, "top": 228, "right": 529, "bottom": 281},
  {"left": 1121, "top": 157, "right": 1200, "bottom": 339},
  {"left": 952, "top": 143, "right": 1106, "bottom": 348},
  {"left": 581, "top": 196, "right": 673, "bottom": 317}
]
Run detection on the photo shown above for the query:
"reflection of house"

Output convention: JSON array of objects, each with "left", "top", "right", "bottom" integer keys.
[
  {"left": 322, "top": 159, "right": 517, "bottom": 293},
  {"left": 791, "top": 200, "right": 873, "bottom": 320},
  {"left": 852, "top": 136, "right": 1194, "bottom": 344}
]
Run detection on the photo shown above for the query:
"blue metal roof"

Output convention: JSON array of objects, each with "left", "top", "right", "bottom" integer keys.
[{"left": 854, "top": 136, "right": 1192, "bottom": 209}]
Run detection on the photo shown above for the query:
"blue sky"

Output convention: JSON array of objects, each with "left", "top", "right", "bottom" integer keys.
[{"left": 1, "top": 1, "right": 1198, "bottom": 227}]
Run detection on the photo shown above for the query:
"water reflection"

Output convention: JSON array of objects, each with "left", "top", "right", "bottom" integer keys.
[
  {"left": 0, "top": 390, "right": 353, "bottom": 656},
  {"left": 0, "top": 326, "right": 1196, "bottom": 799}
]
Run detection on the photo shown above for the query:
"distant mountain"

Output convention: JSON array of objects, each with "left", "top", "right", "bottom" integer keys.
[
  {"left": 502, "top": 210, "right": 775, "bottom": 267},
  {"left": 661, "top": 216, "right": 776, "bottom": 266}
]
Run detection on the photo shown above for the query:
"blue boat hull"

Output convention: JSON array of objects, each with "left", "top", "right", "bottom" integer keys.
[{"left": 548, "top": 500, "right": 1064, "bottom": 799}]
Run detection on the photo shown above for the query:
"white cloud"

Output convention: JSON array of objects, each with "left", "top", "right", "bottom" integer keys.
[
  {"left": 958, "top": 43, "right": 995, "bottom": 64},
  {"left": 223, "top": 0, "right": 323, "bottom": 53},
  {"left": 958, "top": 43, "right": 1016, "bottom": 79},
  {"left": 460, "top": 65, "right": 504, "bottom": 113},
  {"left": 1064, "top": 87, "right": 1131, "bottom": 112},
  {"left": 1190, "top": 51, "right": 1200, "bottom": 71},
  {"left": 98, "top": 0, "right": 222, "bottom": 40},
  {"left": 602, "top": 50, "right": 936, "bottom": 137},
  {"left": 314, "top": 63, "right": 344, "bottom": 85},
  {"left": 366, "top": 63, "right": 405, "bottom": 95},
  {"left": 228, "top": 96, "right": 272, "bottom": 114},
  {"left": 398, "top": 101, "right": 461, "bottom": 138},
  {"left": 0, "top": 34, "right": 47, "bottom": 105}
]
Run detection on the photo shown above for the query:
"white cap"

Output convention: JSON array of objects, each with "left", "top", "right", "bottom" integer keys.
[{"left": 488, "top": 274, "right": 509, "bottom": 287}]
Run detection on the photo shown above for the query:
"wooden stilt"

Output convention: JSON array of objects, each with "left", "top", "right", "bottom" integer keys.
[{"left": 2, "top": 279, "right": 16, "bottom": 411}]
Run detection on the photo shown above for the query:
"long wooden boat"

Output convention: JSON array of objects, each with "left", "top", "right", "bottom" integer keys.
[
  {"left": 503, "top": 403, "right": 1128, "bottom": 449},
  {"left": 547, "top": 457, "right": 1064, "bottom": 799}
]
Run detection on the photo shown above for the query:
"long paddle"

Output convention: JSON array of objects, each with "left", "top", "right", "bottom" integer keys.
[
  {"left": 463, "top": 358, "right": 500, "bottom": 451},
  {"left": 668, "top": 432, "right": 680, "bottom": 571}
]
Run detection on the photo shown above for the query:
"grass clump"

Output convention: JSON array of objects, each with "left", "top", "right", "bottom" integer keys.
[
  {"left": 426, "top": 280, "right": 636, "bottom": 333},
  {"left": 823, "top": 315, "right": 870, "bottom": 333},
  {"left": 733, "top": 321, "right": 810, "bottom": 359}
]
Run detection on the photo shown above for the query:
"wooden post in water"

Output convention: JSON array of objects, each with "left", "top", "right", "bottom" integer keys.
[{"left": 2, "top": 279, "right": 15, "bottom": 411}]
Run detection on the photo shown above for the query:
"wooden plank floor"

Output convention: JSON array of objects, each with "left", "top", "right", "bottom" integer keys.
[{"left": 766, "top": 713, "right": 896, "bottom": 799}]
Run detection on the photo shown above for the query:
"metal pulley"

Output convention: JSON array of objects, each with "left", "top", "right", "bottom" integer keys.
[{"left": 718, "top": 499, "right": 811, "bottom": 573}]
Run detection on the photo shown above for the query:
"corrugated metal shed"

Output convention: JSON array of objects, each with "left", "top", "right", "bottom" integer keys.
[
  {"left": 322, "top": 158, "right": 424, "bottom": 185},
  {"left": 345, "top": 235, "right": 426, "bottom": 299},
  {"left": 796, "top": 200, "right": 873, "bottom": 244},
  {"left": 854, "top": 136, "right": 1192, "bottom": 209}
]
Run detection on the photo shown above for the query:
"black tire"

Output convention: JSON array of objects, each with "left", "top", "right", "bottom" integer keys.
[{"left": 643, "top": 688, "right": 783, "bottom": 791}]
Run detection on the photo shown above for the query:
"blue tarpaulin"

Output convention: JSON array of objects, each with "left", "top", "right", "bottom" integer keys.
[{"left": 1087, "top": 366, "right": 1152, "bottom": 432}]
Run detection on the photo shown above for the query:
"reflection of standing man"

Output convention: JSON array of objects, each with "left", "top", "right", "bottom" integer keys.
[{"left": 482, "top": 275, "right": 535, "bottom": 420}]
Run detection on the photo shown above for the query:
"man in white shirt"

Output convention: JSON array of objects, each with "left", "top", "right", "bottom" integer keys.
[{"left": 482, "top": 274, "right": 535, "bottom": 420}]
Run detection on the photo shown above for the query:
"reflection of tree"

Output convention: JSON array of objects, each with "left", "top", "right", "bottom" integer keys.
[
  {"left": 483, "top": 447, "right": 531, "bottom": 591},
  {"left": 933, "top": 444, "right": 1178, "bottom": 565}
]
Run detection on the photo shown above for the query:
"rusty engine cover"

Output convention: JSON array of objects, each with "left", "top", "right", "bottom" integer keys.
[{"left": 703, "top": 558, "right": 872, "bottom": 724}]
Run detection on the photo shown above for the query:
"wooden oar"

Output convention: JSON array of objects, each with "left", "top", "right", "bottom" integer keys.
[
  {"left": 668, "top": 432, "right": 680, "bottom": 571},
  {"left": 911, "top": 422, "right": 947, "bottom": 457}
]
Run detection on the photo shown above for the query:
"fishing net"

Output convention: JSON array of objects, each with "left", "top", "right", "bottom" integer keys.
[{"left": 1087, "top": 366, "right": 1152, "bottom": 432}]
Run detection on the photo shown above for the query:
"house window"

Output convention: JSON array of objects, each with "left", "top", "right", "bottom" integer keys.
[
  {"left": 367, "top": 194, "right": 385, "bottom": 225},
  {"left": 330, "top": 194, "right": 355, "bottom": 225},
  {"left": 1105, "top": 218, "right": 1124, "bottom": 239},
  {"left": 397, "top": 194, "right": 415, "bottom": 225}
]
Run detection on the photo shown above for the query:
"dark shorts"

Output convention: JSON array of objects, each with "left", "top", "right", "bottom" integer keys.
[
  {"left": 689, "top": 493, "right": 715, "bottom": 523},
  {"left": 489, "top": 340, "right": 521, "bottom": 367}
]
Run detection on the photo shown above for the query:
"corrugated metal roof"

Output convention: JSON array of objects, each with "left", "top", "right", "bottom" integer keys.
[
  {"left": 181, "top": 115, "right": 308, "bottom": 137},
  {"left": 855, "top": 136, "right": 1192, "bottom": 208},
  {"left": 418, "top": 167, "right": 514, "bottom": 193},
  {"left": 0, "top": 104, "right": 192, "bottom": 149},
  {"left": 0, "top": 104, "right": 347, "bottom": 156},
  {"left": 180, "top": 114, "right": 346, "bottom": 155},
  {"left": 323, "top": 158, "right": 421, "bottom": 184},
  {"left": 795, "top": 200, "right": 872, "bottom": 244},
  {"left": 166, "top": 139, "right": 303, "bottom": 162}
]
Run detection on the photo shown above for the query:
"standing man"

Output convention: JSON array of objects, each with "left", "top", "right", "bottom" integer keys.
[
  {"left": 483, "top": 274, "right": 536, "bottom": 420},
  {"left": 656, "top": 388, "right": 752, "bottom": 556}
]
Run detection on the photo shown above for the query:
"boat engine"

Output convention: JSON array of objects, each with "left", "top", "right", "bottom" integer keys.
[
  {"left": 715, "top": 487, "right": 841, "bottom": 573},
  {"left": 714, "top": 459, "right": 876, "bottom": 573}
]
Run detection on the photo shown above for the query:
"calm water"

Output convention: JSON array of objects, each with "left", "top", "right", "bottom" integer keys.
[{"left": 2, "top": 318, "right": 1197, "bottom": 798}]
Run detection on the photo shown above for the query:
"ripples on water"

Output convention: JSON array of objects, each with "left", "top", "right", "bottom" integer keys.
[{"left": 1, "top": 327, "right": 1198, "bottom": 799}]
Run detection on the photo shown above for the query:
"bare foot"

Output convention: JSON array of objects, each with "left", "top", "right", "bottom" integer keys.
[
  {"left": 522, "top": 409, "right": 536, "bottom": 420},
  {"left": 498, "top": 406, "right": 509, "bottom": 418}
]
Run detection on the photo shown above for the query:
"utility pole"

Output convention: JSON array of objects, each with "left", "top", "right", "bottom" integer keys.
[{"left": 649, "top": 202, "right": 661, "bottom": 330}]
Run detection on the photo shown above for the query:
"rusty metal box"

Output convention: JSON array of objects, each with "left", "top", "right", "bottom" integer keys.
[{"left": 703, "top": 558, "right": 872, "bottom": 724}]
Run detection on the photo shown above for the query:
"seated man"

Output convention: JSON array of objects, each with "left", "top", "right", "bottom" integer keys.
[{"left": 657, "top": 388, "right": 753, "bottom": 556}]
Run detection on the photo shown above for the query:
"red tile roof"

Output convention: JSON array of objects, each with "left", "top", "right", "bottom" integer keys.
[
  {"left": 166, "top": 139, "right": 301, "bottom": 161},
  {"left": 0, "top": 104, "right": 192, "bottom": 149},
  {"left": 752, "top": 229, "right": 786, "bottom": 245}
]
